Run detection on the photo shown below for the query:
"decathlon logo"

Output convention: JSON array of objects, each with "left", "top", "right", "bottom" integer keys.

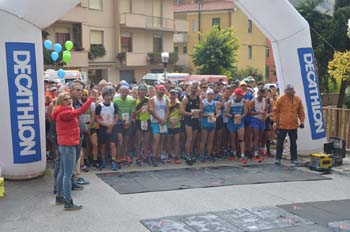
[
  {"left": 297, "top": 47, "right": 326, "bottom": 140},
  {"left": 6, "top": 42, "right": 41, "bottom": 163}
]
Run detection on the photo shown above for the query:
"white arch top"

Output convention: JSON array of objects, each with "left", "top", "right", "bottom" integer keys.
[{"left": 236, "top": 0, "right": 327, "bottom": 153}]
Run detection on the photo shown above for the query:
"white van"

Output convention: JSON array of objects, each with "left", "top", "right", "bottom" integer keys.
[
  {"left": 44, "top": 69, "right": 83, "bottom": 84},
  {"left": 141, "top": 73, "right": 189, "bottom": 85}
]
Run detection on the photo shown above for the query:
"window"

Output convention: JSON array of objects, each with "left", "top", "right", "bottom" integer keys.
[
  {"left": 174, "top": 46, "right": 179, "bottom": 53},
  {"left": 183, "top": 46, "right": 187, "bottom": 54},
  {"left": 192, "top": 19, "right": 197, "bottom": 32},
  {"left": 55, "top": 26, "right": 70, "bottom": 46},
  {"left": 248, "top": 45, "right": 252, "bottom": 59},
  {"left": 265, "top": 46, "right": 270, "bottom": 58},
  {"left": 89, "top": 0, "right": 103, "bottom": 10},
  {"left": 121, "top": 32, "right": 132, "bottom": 52},
  {"left": 153, "top": 35, "right": 163, "bottom": 53},
  {"left": 265, "top": 65, "right": 270, "bottom": 79},
  {"left": 248, "top": 19, "right": 252, "bottom": 33},
  {"left": 212, "top": 18, "right": 220, "bottom": 28},
  {"left": 90, "top": 30, "right": 103, "bottom": 45},
  {"left": 56, "top": 33, "right": 70, "bottom": 46}
]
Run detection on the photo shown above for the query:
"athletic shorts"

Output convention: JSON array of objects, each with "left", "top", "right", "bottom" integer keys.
[
  {"left": 227, "top": 120, "right": 245, "bottom": 133},
  {"left": 250, "top": 117, "right": 266, "bottom": 131},
  {"left": 151, "top": 123, "right": 168, "bottom": 134},
  {"left": 116, "top": 124, "right": 132, "bottom": 136},
  {"left": 215, "top": 116, "right": 224, "bottom": 130},
  {"left": 98, "top": 125, "right": 118, "bottom": 144},
  {"left": 168, "top": 128, "right": 181, "bottom": 135},
  {"left": 184, "top": 118, "right": 200, "bottom": 131}
]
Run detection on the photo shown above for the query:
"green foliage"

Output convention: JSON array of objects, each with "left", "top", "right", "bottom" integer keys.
[
  {"left": 117, "top": 52, "right": 126, "bottom": 64},
  {"left": 296, "top": 0, "right": 334, "bottom": 93},
  {"left": 192, "top": 26, "right": 239, "bottom": 77},
  {"left": 235, "top": 66, "right": 264, "bottom": 82},
  {"left": 88, "top": 44, "right": 106, "bottom": 60},
  {"left": 43, "top": 45, "right": 65, "bottom": 66}
]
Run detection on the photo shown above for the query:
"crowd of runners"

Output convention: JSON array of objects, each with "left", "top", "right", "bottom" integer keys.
[{"left": 45, "top": 77, "right": 279, "bottom": 172}]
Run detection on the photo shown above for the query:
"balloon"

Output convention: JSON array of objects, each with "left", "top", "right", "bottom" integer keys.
[
  {"left": 44, "top": 40, "right": 52, "bottom": 50},
  {"left": 50, "top": 52, "right": 59, "bottom": 62},
  {"left": 54, "top": 43, "right": 62, "bottom": 53},
  {"left": 62, "top": 51, "right": 71, "bottom": 63},
  {"left": 65, "top": 41, "right": 74, "bottom": 51},
  {"left": 57, "top": 69, "right": 65, "bottom": 79}
]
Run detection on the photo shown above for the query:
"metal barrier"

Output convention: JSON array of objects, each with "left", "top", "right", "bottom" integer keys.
[{"left": 323, "top": 107, "right": 350, "bottom": 149}]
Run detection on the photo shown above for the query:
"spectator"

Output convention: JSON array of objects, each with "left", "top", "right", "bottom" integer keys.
[{"left": 272, "top": 84, "right": 305, "bottom": 166}]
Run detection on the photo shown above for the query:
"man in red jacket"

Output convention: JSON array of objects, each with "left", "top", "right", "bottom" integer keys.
[{"left": 52, "top": 89, "right": 98, "bottom": 210}]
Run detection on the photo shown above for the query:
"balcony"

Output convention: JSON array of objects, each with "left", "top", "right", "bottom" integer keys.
[
  {"left": 175, "top": 19, "right": 188, "bottom": 32},
  {"left": 70, "top": 50, "right": 89, "bottom": 67},
  {"left": 118, "top": 52, "right": 148, "bottom": 66},
  {"left": 120, "top": 13, "right": 175, "bottom": 31},
  {"left": 174, "top": 33, "right": 188, "bottom": 43}
]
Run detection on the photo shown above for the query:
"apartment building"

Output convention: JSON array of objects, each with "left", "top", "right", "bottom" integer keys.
[
  {"left": 44, "top": 0, "right": 182, "bottom": 83},
  {"left": 174, "top": 0, "right": 267, "bottom": 78}
]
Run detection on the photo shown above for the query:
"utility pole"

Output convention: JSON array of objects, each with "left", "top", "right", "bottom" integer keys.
[{"left": 198, "top": 0, "right": 203, "bottom": 41}]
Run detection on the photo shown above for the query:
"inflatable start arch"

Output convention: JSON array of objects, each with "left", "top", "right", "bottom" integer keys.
[
  {"left": 0, "top": 0, "right": 79, "bottom": 179},
  {"left": 0, "top": 0, "right": 326, "bottom": 179},
  {"left": 236, "top": 0, "right": 327, "bottom": 154}
]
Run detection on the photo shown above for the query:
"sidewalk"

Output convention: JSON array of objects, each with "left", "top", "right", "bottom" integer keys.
[{"left": 0, "top": 157, "right": 349, "bottom": 232}]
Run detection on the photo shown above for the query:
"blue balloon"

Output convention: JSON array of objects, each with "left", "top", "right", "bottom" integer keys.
[
  {"left": 50, "top": 52, "right": 59, "bottom": 61},
  {"left": 54, "top": 43, "right": 62, "bottom": 53},
  {"left": 57, "top": 69, "right": 65, "bottom": 79},
  {"left": 44, "top": 40, "right": 52, "bottom": 50}
]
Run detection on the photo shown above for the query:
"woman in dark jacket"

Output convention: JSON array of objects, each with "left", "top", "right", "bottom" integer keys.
[{"left": 52, "top": 90, "right": 97, "bottom": 210}]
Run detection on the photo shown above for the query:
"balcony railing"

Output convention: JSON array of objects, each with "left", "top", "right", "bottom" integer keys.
[
  {"left": 70, "top": 50, "right": 89, "bottom": 67},
  {"left": 120, "top": 13, "right": 174, "bottom": 31},
  {"left": 118, "top": 52, "right": 148, "bottom": 66}
]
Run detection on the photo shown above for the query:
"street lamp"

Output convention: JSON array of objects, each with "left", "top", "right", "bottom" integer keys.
[{"left": 161, "top": 52, "right": 169, "bottom": 81}]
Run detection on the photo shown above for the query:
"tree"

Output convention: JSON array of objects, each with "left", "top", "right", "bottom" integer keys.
[
  {"left": 235, "top": 66, "right": 264, "bottom": 82},
  {"left": 192, "top": 26, "right": 239, "bottom": 78},
  {"left": 296, "top": 0, "right": 334, "bottom": 93},
  {"left": 331, "top": 1, "right": 350, "bottom": 52},
  {"left": 328, "top": 51, "right": 350, "bottom": 108}
]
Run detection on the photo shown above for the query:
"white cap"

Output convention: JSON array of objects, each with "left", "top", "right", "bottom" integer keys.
[
  {"left": 285, "top": 84, "right": 294, "bottom": 90},
  {"left": 206, "top": 88, "right": 214, "bottom": 95}
]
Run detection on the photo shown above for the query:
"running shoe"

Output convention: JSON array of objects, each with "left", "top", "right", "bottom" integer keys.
[
  {"left": 56, "top": 196, "right": 65, "bottom": 205},
  {"left": 125, "top": 156, "right": 133, "bottom": 164},
  {"left": 199, "top": 154, "right": 207, "bottom": 163},
  {"left": 151, "top": 157, "right": 158, "bottom": 167},
  {"left": 64, "top": 200, "right": 83, "bottom": 211},
  {"left": 111, "top": 161, "right": 118, "bottom": 171},
  {"left": 274, "top": 159, "right": 281, "bottom": 165},
  {"left": 93, "top": 161, "right": 102, "bottom": 171},
  {"left": 174, "top": 157, "right": 181, "bottom": 164},
  {"left": 101, "top": 161, "right": 106, "bottom": 169},
  {"left": 136, "top": 159, "right": 142, "bottom": 166},
  {"left": 240, "top": 157, "right": 248, "bottom": 165},
  {"left": 185, "top": 157, "right": 194, "bottom": 166},
  {"left": 229, "top": 155, "right": 237, "bottom": 161},
  {"left": 253, "top": 155, "right": 264, "bottom": 163},
  {"left": 291, "top": 160, "right": 300, "bottom": 167}
]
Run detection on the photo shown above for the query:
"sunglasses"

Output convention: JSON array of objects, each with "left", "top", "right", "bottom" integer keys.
[{"left": 64, "top": 97, "right": 72, "bottom": 101}]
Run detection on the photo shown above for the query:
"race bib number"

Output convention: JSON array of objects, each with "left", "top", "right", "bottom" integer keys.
[
  {"left": 122, "top": 113, "right": 130, "bottom": 121},
  {"left": 141, "top": 120, "right": 148, "bottom": 131},
  {"left": 159, "top": 124, "right": 168, "bottom": 134}
]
